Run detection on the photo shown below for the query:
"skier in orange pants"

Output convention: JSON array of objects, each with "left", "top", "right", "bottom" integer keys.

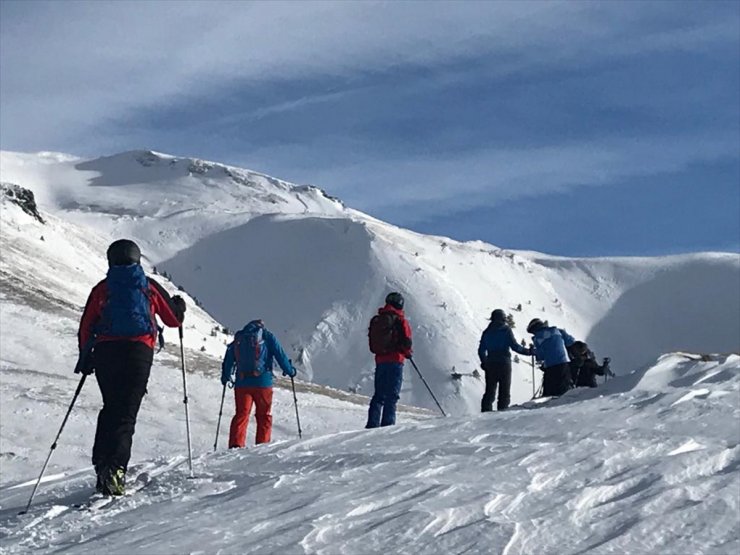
[
  {"left": 221, "top": 320, "right": 295, "bottom": 448},
  {"left": 230, "top": 387, "right": 273, "bottom": 445}
]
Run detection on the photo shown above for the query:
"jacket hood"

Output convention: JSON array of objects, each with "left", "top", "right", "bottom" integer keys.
[
  {"left": 241, "top": 319, "right": 265, "bottom": 335},
  {"left": 486, "top": 320, "right": 507, "bottom": 331},
  {"left": 106, "top": 264, "right": 147, "bottom": 287},
  {"left": 534, "top": 326, "right": 560, "bottom": 338},
  {"left": 379, "top": 304, "right": 404, "bottom": 317}
]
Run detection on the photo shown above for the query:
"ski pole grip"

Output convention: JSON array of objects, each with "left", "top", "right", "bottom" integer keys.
[{"left": 178, "top": 326, "right": 184, "bottom": 339}]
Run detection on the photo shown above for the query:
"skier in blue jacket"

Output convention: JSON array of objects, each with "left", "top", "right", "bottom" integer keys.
[
  {"left": 527, "top": 318, "right": 576, "bottom": 397},
  {"left": 478, "top": 309, "right": 532, "bottom": 411},
  {"left": 221, "top": 320, "right": 295, "bottom": 447}
]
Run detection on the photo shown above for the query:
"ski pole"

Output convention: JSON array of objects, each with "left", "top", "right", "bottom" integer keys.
[
  {"left": 20, "top": 374, "right": 87, "bottom": 515},
  {"left": 530, "top": 354, "right": 535, "bottom": 398},
  {"left": 408, "top": 358, "right": 446, "bottom": 417},
  {"left": 178, "top": 327, "right": 194, "bottom": 478},
  {"left": 290, "top": 376, "right": 303, "bottom": 439},
  {"left": 213, "top": 383, "right": 227, "bottom": 452},
  {"left": 535, "top": 382, "right": 544, "bottom": 398},
  {"left": 571, "top": 370, "right": 579, "bottom": 390}
]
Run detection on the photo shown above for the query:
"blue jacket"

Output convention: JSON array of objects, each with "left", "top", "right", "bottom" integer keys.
[
  {"left": 532, "top": 327, "right": 576, "bottom": 369},
  {"left": 478, "top": 322, "right": 531, "bottom": 364},
  {"left": 221, "top": 323, "right": 295, "bottom": 388}
]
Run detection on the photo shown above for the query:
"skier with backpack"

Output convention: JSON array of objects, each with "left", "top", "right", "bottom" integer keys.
[
  {"left": 526, "top": 318, "right": 576, "bottom": 397},
  {"left": 77, "top": 239, "right": 186, "bottom": 496},
  {"left": 478, "top": 309, "right": 532, "bottom": 412},
  {"left": 366, "top": 292, "right": 412, "bottom": 428},
  {"left": 221, "top": 320, "right": 296, "bottom": 448}
]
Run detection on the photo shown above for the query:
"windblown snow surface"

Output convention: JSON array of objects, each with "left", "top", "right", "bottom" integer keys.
[
  {"left": 0, "top": 353, "right": 738, "bottom": 554},
  {"left": 1, "top": 150, "right": 739, "bottom": 553}
]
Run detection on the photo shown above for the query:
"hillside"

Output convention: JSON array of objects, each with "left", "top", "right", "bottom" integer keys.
[
  {"left": 0, "top": 197, "right": 429, "bottom": 485},
  {"left": 1, "top": 149, "right": 738, "bottom": 416}
]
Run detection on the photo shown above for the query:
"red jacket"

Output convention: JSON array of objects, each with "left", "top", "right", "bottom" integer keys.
[
  {"left": 78, "top": 277, "right": 183, "bottom": 350},
  {"left": 375, "top": 304, "right": 413, "bottom": 364}
]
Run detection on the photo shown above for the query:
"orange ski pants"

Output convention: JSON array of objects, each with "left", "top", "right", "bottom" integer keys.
[{"left": 228, "top": 386, "right": 273, "bottom": 447}]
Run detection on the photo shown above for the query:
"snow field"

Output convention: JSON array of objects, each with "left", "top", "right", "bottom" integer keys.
[
  {"left": 1, "top": 354, "right": 737, "bottom": 554},
  {"left": 0, "top": 200, "right": 427, "bottom": 486}
]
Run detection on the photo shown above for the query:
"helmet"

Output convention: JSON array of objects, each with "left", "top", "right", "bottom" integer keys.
[
  {"left": 571, "top": 341, "right": 588, "bottom": 355},
  {"left": 526, "top": 318, "right": 546, "bottom": 334},
  {"left": 385, "top": 292, "right": 404, "bottom": 310},
  {"left": 489, "top": 309, "right": 506, "bottom": 322},
  {"left": 106, "top": 239, "right": 141, "bottom": 267}
]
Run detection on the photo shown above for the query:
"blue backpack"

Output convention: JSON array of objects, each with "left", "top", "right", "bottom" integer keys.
[
  {"left": 234, "top": 320, "right": 267, "bottom": 376},
  {"left": 97, "top": 265, "right": 156, "bottom": 338}
]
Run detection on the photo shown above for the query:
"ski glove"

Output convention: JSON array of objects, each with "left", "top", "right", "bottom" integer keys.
[
  {"left": 283, "top": 366, "right": 297, "bottom": 378},
  {"left": 172, "top": 295, "right": 186, "bottom": 313},
  {"left": 74, "top": 351, "right": 95, "bottom": 375}
]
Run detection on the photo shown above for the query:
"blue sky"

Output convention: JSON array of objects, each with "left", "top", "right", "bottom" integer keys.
[{"left": 1, "top": 0, "right": 738, "bottom": 256}]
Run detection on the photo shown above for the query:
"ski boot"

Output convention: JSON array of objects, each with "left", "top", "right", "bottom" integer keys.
[{"left": 102, "top": 466, "right": 126, "bottom": 496}]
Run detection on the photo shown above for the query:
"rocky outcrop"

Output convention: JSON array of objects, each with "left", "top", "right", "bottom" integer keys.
[{"left": 1, "top": 183, "right": 45, "bottom": 223}]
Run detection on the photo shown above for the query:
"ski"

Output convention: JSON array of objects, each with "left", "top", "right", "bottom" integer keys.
[
  {"left": 73, "top": 469, "right": 155, "bottom": 511},
  {"left": 74, "top": 493, "right": 117, "bottom": 512}
]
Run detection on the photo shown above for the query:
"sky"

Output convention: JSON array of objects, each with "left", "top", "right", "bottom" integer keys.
[{"left": 1, "top": 0, "right": 738, "bottom": 256}]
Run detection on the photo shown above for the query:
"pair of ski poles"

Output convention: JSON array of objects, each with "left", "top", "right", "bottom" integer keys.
[
  {"left": 213, "top": 357, "right": 447, "bottom": 446},
  {"left": 529, "top": 353, "right": 546, "bottom": 399},
  {"left": 213, "top": 373, "right": 303, "bottom": 451},
  {"left": 20, "top": 327, "right": 196, "bottom": 515}
]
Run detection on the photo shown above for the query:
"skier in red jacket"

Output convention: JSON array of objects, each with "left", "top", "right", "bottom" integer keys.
[
  {"left": 366, "top": 292, "right": 412, "bottom": 428},
  {"left": 78, "top": 239, "right": 185, "bottom": 495}
]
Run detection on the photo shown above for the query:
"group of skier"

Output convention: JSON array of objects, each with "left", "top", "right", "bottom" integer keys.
[
  {"left": 72, "top": 239, "right": 611, "bottom": 498},
  {"left": 478, "top": 310, "right": 613, "bottom": 413},
  {"left": 73, "top": 239, "right": 303, "bottom": 496}
]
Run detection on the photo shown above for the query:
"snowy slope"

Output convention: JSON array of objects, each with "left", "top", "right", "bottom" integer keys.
[
  {"left": 1, "top": 353, "right": 738, "bottom": 554},
  {"left": 0, "top": 198, "right": 428, "bottom": 485},
  {"left": 1, "top": 149, "right": 738, "bottom": 417}
]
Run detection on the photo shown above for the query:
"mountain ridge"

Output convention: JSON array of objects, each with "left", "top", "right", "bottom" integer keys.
[{"left": 1, "top": 149, "right": 738, "bottom": 414}]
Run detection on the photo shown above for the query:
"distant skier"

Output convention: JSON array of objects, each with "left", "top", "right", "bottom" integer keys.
[
  {"left": 366, "top": 292, "right": 413, "bottom": 428},
  {"left": 221, "top": 320, "right": 296, "bottom": 448},
  {"left": 568, "top": 341, "right": 613, "bottom": 387},
  {"left": 526, "top": 318, "right": 576, "bottom": 397},
  {"left": 77, "top": 239, "right": 186, "bottom": 496},
  {"left": 478, "top": 309, "right": 532, "bottom": 412}
]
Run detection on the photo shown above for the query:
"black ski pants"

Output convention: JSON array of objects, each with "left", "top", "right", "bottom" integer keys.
[
  {"left": 542, "top": 363, "right": 572, "bottom": 397},
  {"left": 481, "top": 360, "right": 512, "bottom": 412},
  {"left": 92, "top": 341, "right": 153, "bottom": 471}
]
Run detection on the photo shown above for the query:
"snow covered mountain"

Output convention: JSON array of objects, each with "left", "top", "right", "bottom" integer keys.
[
  {"left": 1, "top": 149, "right": 738, "bottom": 416},
  {"left": 1, "top": 149, "right": 738, "bottom": 554}
]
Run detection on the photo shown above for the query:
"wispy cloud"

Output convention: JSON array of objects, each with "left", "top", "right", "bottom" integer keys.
[
  {"left": 2, "top": 1, "right": 733, "bottom": 150},
  {"left": 256, "top": 130, "right": 738, "bottom": 223},
  {"left": 0, "top": 1, "right": 737, "bottom": 254}
]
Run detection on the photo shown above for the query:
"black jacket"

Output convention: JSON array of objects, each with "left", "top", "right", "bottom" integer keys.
[{"left": 569, "top": 347, "right": 605, "bottom": 387}]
